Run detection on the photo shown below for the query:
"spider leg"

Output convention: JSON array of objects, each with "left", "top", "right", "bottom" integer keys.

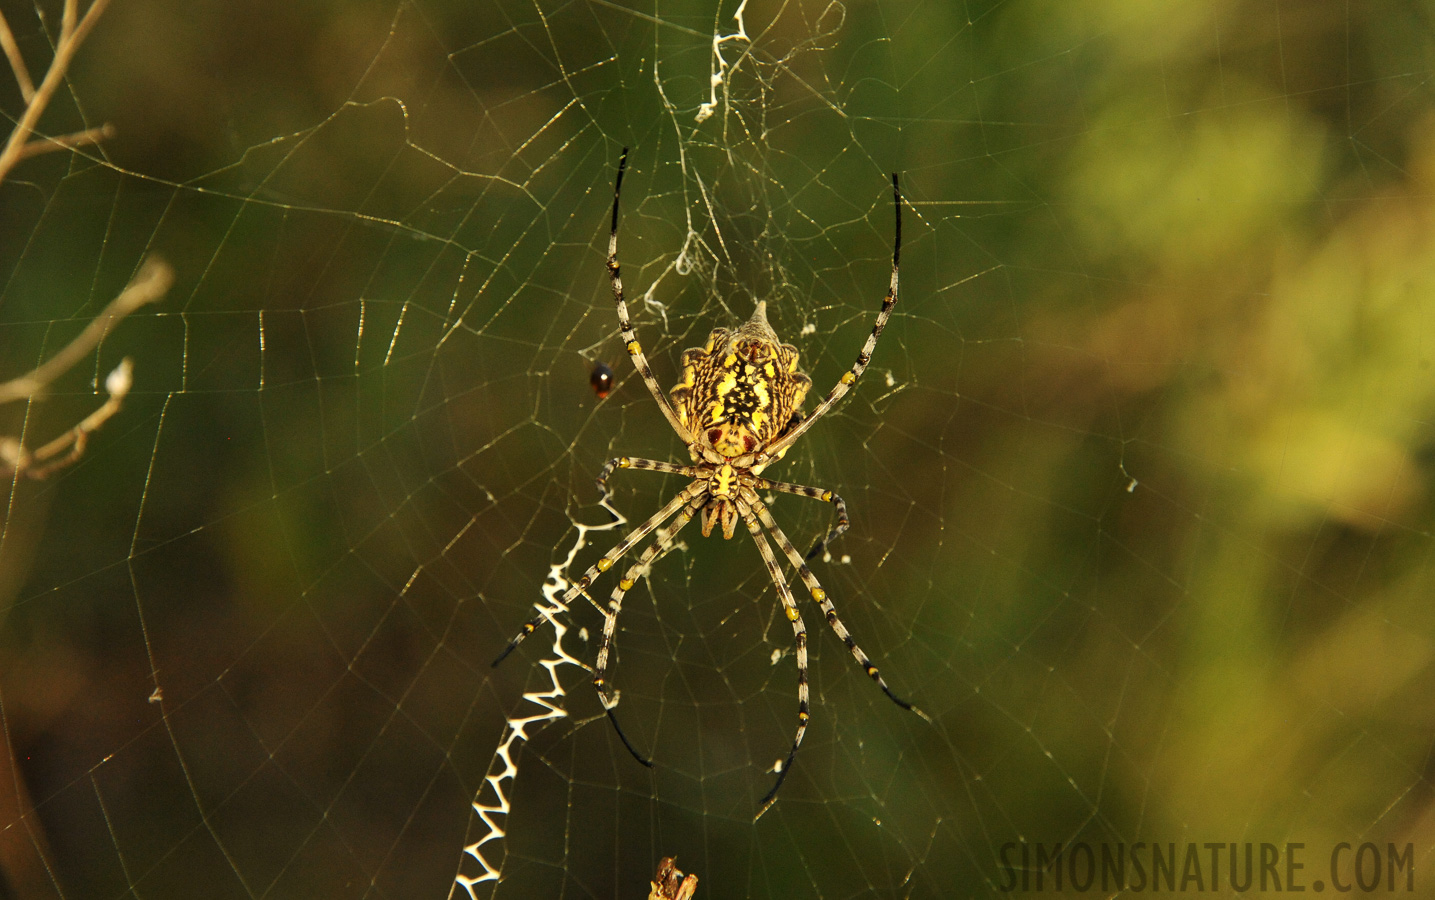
[
  {"left": 738, "top": 499, "right": 811, "bottom": 821},
  {"left": 756, "top": 173, "right": 902, "bottom": 466},
  {"left": 743, "top": 488, "right": 929, "bottom": 723},
  {"left": 596, "top": 456, "right": 696, "bottom": 501},
  {"left": 492, "top": 482, "right": 702, "bottom": 666},
  {"left": 595, "top": 493, "right": 705, "bottom": 768},
  {"left": 752, "top": 476, "right": 849, "bottom": 560},
  {"left": 608, "top": 149, "right": 693, "bottom": 443}
]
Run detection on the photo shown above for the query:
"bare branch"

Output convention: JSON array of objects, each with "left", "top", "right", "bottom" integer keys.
[
  {"left": 0, "top": 256, "right": 173, "bottom": 405},
  {"left": 15, "top": 122, "right": 112, "bottom": 162},
  {"left": 61, "top": 0, "right": 78, "bottom": 43},
  {"left": 0, "top": 255, "right": 171, "bottom": 480},
  {"left": 71, "top": 0, "right": 113, "bottom": 52},
  {"left": 0, "top": 6, "right": 149, "bottom": 895},
  {"left": 0, "top": 0, "right": 114, "bottom": 185},
  {"left": 19, "top": 357, "right": 131, "bottom": 478},
  {"left": 0, "top": 10, "right": 34, "bottom": 102}
]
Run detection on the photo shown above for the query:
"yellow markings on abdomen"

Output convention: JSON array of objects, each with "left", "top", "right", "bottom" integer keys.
[
  {"left": 752, "top": 376, "right": 770, "bottom": 409},
  {"left": 716, "top": 370, "right": 738, "bottom": 396}
]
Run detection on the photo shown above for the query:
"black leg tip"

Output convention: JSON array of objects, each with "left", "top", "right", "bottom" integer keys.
[
  {"left": 755, "top": 768, "right": 790, "bottom": 821},
  {"left": 605, "top": 706, "right": 654, "bottom": 768},
  {"left": 883, "top": 686, "right": 932, "bottom": 723}
]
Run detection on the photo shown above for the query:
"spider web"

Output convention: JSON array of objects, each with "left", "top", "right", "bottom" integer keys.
[{"left": 1, "top": 0, "right": 1433, "bottom": 897}]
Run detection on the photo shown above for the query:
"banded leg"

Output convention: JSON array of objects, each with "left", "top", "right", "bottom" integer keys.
[
  {"left": 756, "top": 173, "right": 902, "bottom": 466},
  {"left": 744, "top": 488, "right": 928, "bottom": 723},
  {"left": 752, "top": 475, "right": 849, "bottom": 560},
  {"left": 595, "top": 493, "right": 706, "bottom": 767},
  {"left": 607, "top": 148, "right": 693, "bottom": 442},
  {"left": 492, "top": 483, "right": 703, "bottom": 666},
  {"left": 739, "top": 500, "right": 811, "bottom": 821},
  {"left": 595, "top": 456, "right": 696, "bottom": 500}
]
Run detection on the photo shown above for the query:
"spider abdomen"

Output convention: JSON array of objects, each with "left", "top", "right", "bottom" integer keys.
[{"left": 669, "top": 302, "right": 811, "bottom": 459}]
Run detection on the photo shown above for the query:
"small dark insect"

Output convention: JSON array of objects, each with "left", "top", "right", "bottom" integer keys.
[{"left": 590, "top": 361, "right": 615, "bottom": 399}]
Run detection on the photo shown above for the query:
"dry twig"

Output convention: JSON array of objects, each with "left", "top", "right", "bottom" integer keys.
[
  {"left": 0, "top": 256, "right": 173, "bottom": 478},
  {"left": 0, "top": 1, "right": 169, "bottom": 481},
  {"left": 0, "top": 0, "right": 114, "bottom": 185},
  {"left": 0, "top": 3, "right": 167, "bottom": 895}
]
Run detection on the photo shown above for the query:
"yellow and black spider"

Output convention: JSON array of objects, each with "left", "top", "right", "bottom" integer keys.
[{"left": 495, "top": 149, "right": 926, "bottom": 817}]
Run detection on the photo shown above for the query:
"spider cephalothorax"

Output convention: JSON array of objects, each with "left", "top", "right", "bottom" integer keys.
[{"left": 495, "top": 149, "right": 925, "bottom": 819}]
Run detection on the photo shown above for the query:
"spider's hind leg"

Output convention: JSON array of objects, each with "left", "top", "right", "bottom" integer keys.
[
  {"left": 745, "top": 489, "right": 929, "bottom": 723},
  {"left": 739, "top": 501, "right": 811, "bottom": 821},
  {"left": 492, "top": 485, "right": 700, "bottom": 667},
  {"left": 593, "top": 493, "right": 705, "bottom": 768}
]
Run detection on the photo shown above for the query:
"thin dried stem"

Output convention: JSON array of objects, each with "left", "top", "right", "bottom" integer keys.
[
  {"left": 17, "top": 357, "right": 128, "bottom": 478},
  {"left": 0, "top": 10, "right": 34, "bottom": 101},
  {"left": 0, "top": 0, "right": 114, "bottom": 185},
  {"left": 0, "top": 258, "right": 172, "bottom": 480},
  {"left": 14, "top": 122, "right": 112, "bottom": 162},
  {"left": 61, "top": 0, "right": 79, "bottom": 43},
  {"left": 0, "top": 4, "right": 139, "bottom": 895},
  {"left": 0, "top": 257, "right": 172, "bottom": 405}
]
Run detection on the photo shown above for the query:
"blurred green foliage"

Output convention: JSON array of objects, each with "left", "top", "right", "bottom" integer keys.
[{"left": 0, "top": 0, "right": 1430, "bottom": 896}]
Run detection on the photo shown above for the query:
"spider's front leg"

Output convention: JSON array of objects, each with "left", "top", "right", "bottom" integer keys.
[
  {"left": 595, "top": 456, "right": 695, "bottom": 504},
  {"left": 607, "top": 148, "right": 693, "bottom": 443},
  {"left": 751, "top": 172, "right": 903, "bottom": 470}
]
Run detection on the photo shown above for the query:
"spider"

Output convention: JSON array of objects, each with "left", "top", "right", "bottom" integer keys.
[{"left": 495, "top": 149, "right": 926, "bottom": 818}]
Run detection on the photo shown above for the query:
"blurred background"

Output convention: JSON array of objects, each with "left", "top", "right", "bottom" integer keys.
[{"left": 0, "top": 0, "right": 1431, "bottom": 896}]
